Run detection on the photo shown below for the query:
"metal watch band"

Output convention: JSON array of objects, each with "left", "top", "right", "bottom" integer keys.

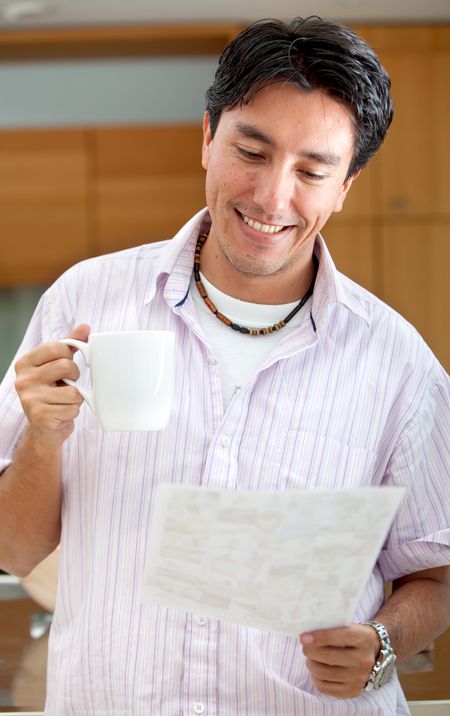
[
  {"left": 363, "top": 620, "right": 397, "bottom": 691},
  {"left": 367, "top": 621, "right": 393, "bottom": 651}
]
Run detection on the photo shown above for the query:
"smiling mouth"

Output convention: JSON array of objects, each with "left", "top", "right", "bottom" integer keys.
[{"left": 238, "top": 211, "right": 288, "bottom": 235}]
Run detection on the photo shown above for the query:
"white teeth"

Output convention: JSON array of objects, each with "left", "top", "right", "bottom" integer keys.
[{"left": 242, "top": 214, "right": 285, "bottom": 234}]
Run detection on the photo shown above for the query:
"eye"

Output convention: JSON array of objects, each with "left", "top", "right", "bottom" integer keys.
[
  {"left": 300, "top": 170, "right": 326, "bottom": 181},
  {"left": 237, "top": 146, "right": 263, "bottom": 160}
]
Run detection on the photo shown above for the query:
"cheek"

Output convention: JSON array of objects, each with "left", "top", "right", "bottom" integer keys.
[
  {"left": 300, "top": 186, "right": 343, "bottom": 218},
  {"left": 221, "top": 159, "right": 251, "bottom": 186},
  {"left": 292, "top": 190, "right": 320, "bottom": 218},
  {"left": 206, "top": 161, "right": 254, "bottom": 204}
]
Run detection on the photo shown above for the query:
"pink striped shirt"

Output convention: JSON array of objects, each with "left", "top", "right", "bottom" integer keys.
[{"left": 0, "top": 208, "right": 449, "bottom": 715}]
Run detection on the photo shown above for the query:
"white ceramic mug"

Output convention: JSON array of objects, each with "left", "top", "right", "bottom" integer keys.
[{"left": 60, "top": 330, "right": 175, "bottom": 431}]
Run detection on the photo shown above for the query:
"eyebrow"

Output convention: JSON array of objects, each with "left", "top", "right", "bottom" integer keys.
[{"left": 233, "top": 121, "right": 342, "bottom": 167}]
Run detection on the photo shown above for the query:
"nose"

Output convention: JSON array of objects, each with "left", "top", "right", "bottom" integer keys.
[{"left": 252, "top": 162, "right": 295, "bottom": 220}]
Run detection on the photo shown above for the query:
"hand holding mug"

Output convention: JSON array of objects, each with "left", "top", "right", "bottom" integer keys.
[{"left": 14, "top": 324, "right": 90, "bottom": 447}]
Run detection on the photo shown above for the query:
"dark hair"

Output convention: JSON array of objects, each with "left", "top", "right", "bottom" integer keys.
[{"left": 205, "top": 17, "right": 393, "bottom": 179}]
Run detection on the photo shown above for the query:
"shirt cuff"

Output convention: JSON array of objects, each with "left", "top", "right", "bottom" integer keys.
[{"left": 378, "top": 535, "right": 450, "bottom": 582}]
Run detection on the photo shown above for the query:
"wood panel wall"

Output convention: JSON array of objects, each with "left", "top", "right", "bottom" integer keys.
[
  {"left": 0, "top": 125, "right": 206, "bottom": 285},
  {"left": 0, "top": 130, "right": 90, "bottom": 284},
  {"left": 91, "top": 125, "right": 205, "bottom": 254}
]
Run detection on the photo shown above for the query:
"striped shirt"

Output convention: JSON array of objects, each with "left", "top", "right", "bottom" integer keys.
[{"left": 0, "top": 208, "right": 449, "bottom": 715}]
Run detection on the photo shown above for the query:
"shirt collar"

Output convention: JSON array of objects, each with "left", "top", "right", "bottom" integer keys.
[
  {"left": 145, "top": 209, "right": 370, "bottom": 329},
  {"left": 144, "top": 207, "right": 211, "bottom": 307},
  {"left": 311, "top": 234, "right": 370, "bottom": 331}
]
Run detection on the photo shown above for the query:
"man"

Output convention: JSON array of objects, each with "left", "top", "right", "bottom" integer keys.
[{"left": 0, "top": 17, "right": 449, "bottom": 716}]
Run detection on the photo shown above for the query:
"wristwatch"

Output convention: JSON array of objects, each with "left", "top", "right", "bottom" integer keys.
[{"left": 363, "top": 621, "right": 397, "bottom": 691}]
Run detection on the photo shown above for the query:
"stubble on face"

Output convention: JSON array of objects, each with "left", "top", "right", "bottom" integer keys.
[
  {"left": 201, "top": 83, "right": 356, "bottom": 302},
  {"left": 210, "top": 206, "right": 313, "bottom": 280}
]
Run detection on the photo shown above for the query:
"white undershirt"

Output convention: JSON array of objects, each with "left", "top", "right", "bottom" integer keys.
[{"left": 191, "top": 271, "right": 311, "bottom": 409}]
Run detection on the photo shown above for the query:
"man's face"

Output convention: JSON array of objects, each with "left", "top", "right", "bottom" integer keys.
[{"left": 201, "top": 83, "right": 358, "bottom": 301}]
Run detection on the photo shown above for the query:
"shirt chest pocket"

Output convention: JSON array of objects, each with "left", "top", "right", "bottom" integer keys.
[{"left": 269, "top": 429, "right": 377, "bottom": 491}]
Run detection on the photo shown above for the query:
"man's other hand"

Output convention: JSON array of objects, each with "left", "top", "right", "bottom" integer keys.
[{"left": 300, "top": 624, "right": 380, "bottom": 699}]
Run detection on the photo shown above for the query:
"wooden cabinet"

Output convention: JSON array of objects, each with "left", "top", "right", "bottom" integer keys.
[
  {"left": 380, "top": 221, "right": 450, "bottom": 369},
  {"left": 0, "top": 130, "right": 90, "bottom": 286},
  {"left": 321, "top": 221, "right": 376, "bottom": 294},
  {"left": 0, "top": 23, "right": 243, "bottom": 61},
  {"left": 365, "top": 26, "right": 450, "bottom": 217},
  {"left": 0, "top": 125, "right": 207, "bottom": 282},
  {"left": 329, "top": 160, "right": 376, "bottom": 224},
  {"left": 90, "top": 125, "right": 205, "bottom": 255}
]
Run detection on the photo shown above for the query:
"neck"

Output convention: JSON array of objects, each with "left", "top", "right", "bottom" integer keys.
[
  {"left": 193, "top": 232, "right": 317, "bottom": 336},
  {"left": 200, "top": 232, "right": 317, "bottom": 305}
]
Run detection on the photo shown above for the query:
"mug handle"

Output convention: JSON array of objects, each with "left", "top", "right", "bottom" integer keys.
[{"left": 59, "top": 338, "right": 95, "bottom": 413}]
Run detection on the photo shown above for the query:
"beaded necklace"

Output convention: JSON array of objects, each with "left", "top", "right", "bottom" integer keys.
[{"left": 193, "top": 232, "right": 317, "bottom": 336}]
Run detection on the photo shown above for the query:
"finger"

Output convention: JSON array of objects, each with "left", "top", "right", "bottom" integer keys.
[
  {"left": 306, "top": 658, "right": 347, "bottom": 682},
  {"left": 300, "top": 624, "right": 372, "bottom": 649},
  {"left": 64, "top": 323, "right": 91, "bottom": 352},
  {"left": 38, "top": 358, "right": 81, "bottom": 385},
  {"left": 302, "top": 645, "right": 354, "bottom": 667},
  {"left": 16, "top": 384, "right": 84, "bottom": 424},
  {"left": 46, "top": 385, "right": 84, "bottom": 406},
  {"left": 303, "top": 642, "right": 376, "bottom": 674},
  {"left": 15, "top": 324, "right": 91, "bottom": 371},
  {"left": 49, "top": 403, "right": 82, "bottom": 422},
  {"left": 16, "top": 359, "right": 80, "bottom": 394},
  {"left": 22, "top": 385, "right": 83, "bottom": 407},
  {"left": 16, "top": 341, "right": 75, "bottom": 371},
  {"left": 313, "top": 678, "right": 364, "bottom": 699},
  {"left": 27, "top": 400, "right": 82, "bottom": 427}
]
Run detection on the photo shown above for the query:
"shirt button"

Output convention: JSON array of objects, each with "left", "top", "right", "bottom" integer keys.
[
  {"left": 221, "top": 435, "right": 231, "bottom": 447},
  {"left": 193, "top": 703, "right": 206, "bottom": 714},
  {"left": 196, "top": 616, "right": 207, "bottom": 626}
]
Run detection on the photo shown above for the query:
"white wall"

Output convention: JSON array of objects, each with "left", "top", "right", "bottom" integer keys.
[{"left": 0, "top": 57, "right": 218, "bottom": 127}]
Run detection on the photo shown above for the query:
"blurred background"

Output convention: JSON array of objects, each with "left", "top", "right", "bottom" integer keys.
[{"left": 0, "top": 0, "right": 449, "bottom": 712}]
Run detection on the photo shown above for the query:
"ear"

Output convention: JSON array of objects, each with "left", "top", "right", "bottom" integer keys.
[
  {"left": 201, "top": 111, "right": 213, "bottom": 171},
  {"left": 333, "top": 169, "right": 361, "bottom": 213}
]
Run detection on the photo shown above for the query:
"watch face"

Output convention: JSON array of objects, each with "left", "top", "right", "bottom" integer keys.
[{"left": 375, "top": 654, "right": 396, "bottom": 688}]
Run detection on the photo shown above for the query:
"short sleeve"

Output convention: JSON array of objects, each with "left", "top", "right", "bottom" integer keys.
[
  {"left": 0, "top": 281, "right": 73, "bottom": 465},
  {"left": 378, "top": 366, "right": 450, "bottom": 581}
]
